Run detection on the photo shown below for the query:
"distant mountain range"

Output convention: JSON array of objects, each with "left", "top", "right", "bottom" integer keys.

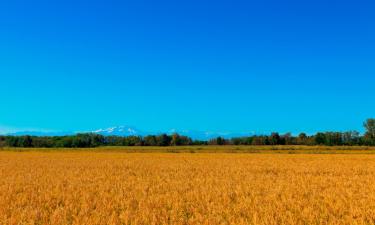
[
  {"left": 5, "top": 131, "right": 74, "bottom": 137},
  {"left": 92, "top": 126, "right": 141, "bottom": 136},
  {"left": 92, "top": 126, "right": 254, "bottom": 140},
  {"left": 5, "top": 126, "right": 255, "bottom": 140}
]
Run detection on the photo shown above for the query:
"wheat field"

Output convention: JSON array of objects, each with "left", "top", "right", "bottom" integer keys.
[{"left": 1, "top": 150, "right": 375, "bottom": 224}]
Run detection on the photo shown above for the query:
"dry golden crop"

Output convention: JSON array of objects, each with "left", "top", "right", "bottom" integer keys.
[{"left": 1, "top": 150, "right": 375, "bottom": 225}]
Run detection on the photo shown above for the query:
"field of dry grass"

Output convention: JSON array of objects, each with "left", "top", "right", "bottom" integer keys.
[{"left": 1, "top": 149, "right": 375, "bottom": 224}]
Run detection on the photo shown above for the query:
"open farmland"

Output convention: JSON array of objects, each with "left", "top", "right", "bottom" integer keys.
[{"left": 1, "top": 149, "right": 375, "bottom": 224}]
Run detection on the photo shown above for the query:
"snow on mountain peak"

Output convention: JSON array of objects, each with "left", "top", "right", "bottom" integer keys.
[{"left": 93, "top": 126, "right": 140, "bottom": 136}]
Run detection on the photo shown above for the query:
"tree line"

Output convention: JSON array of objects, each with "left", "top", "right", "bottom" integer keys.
[{"left": 1, "top": 119, "right": 375, "bottom": 148}]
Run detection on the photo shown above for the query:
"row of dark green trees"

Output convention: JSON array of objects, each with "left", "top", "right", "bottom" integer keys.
[{"left": 1, "top": 119, "right": 375, "bottom": 148}]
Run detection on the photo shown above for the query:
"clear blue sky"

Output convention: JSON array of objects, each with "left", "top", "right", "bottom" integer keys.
[{"left": 0, "top": 0, "right": 374, "bottom": 134}]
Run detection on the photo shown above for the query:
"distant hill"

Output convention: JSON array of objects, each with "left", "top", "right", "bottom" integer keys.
[
  {"left": 5, "top": 126, "right": 254, "bottom": 141},
  {"left": 6, "top": 131, "right": 73, "bottom": 137}
]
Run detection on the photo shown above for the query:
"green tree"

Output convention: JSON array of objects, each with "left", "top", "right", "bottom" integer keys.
[
  {"left": 0, "top": 136, "right": 5, "bottom": 148},
  {"left": 156, "top": 134, "right": 171, "bottom": 146},
  {"left": 216, "top": 137, "right": 225, "bottom": 145},
  {"left": 126, "top": 136, "right": 143, "bottom": 146},
  {"left": 268, "top": 132, "right": 281, "bottom": 145},
  {"left": 364, "top": 119, "right": 375, "bottom": 145},
  {"left": 251, "top": 136, "right": 268, "bottom": 145},
  {"left": 21, "top": 135, "right": 33, "bottom": 147},
  {"left": 297, "top": 133, "right": 307, "bottom": 145},
  {"left": 314, "top": 133, "right": 326, "bottom": 145},
  {"left": 144, "top": 135, "right": 157, "bottom": 146},
  {"left": 171, "top": 133, "right": 181, "bottom": 146},
  {"left": 208, "top": 137, "right": 226, "bottom": 145}
]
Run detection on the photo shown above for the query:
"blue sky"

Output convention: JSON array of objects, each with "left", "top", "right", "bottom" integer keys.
[{"left": 0, "top": 0, "right": 374, "bottom": 134}]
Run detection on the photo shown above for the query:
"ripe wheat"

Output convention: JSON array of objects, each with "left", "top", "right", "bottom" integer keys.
[{"left": 1, "top": 151, "right": 375, "bottom": 224}]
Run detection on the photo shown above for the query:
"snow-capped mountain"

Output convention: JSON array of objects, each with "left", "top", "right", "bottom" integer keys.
[
  {"left": 4, "top": 126, "right": 256, "bottom": 141},
  {"left": 91, "top": 126, "right": 252, "bottom": 140},
  {"left": 92, "top": 126, "right": 141, "bottom": 136}
]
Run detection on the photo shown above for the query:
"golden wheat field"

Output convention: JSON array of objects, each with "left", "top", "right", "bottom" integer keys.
[{"left": 1, "top": 150, "right": 375, "bottom": 225}]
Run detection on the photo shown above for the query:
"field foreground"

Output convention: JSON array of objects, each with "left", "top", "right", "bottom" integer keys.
[{"left": 1, "top": 151, "right": 375, "bottom": 224}]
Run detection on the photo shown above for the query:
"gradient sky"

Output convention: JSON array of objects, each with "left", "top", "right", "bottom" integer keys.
[{"left": 0, "top": 0, "right": 374, "bottom": 134}]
